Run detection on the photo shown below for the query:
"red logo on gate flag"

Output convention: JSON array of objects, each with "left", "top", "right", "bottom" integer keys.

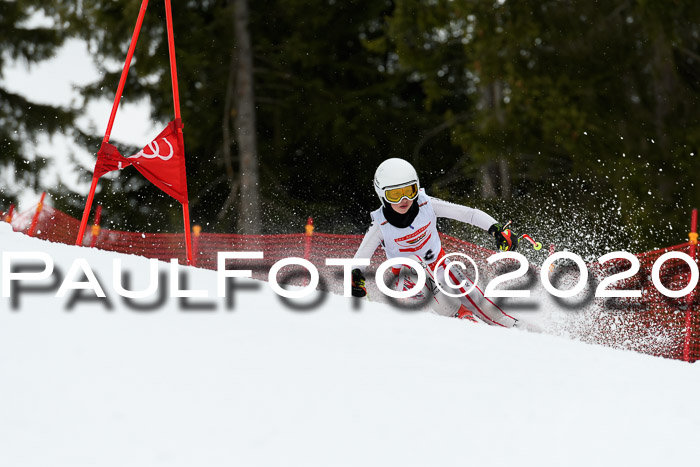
[{"left": 93, "top": 119, "right": 188, "bottom": 204}]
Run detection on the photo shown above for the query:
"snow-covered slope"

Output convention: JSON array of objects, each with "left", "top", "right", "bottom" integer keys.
[{"left": 1, "top": 223, "right": 698, "bottom": 467}]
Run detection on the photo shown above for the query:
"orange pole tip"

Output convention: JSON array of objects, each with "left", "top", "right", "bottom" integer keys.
[
  {"left": 305, "top": 217, "right": 314, "bottom": 236},
  {"left": 193, "top": 225, "right": 202, "bottom": 237}
]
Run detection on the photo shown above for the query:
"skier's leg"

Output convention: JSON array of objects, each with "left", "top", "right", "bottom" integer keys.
[
  {"left": 393, "top": 265, "right": 427, "bottom": 300},
  {"left": 398, "top": 257, "right": 477, "bottom": 321},
  {"left": 436, "top": 260, "right": 517, "bottom": 328}
]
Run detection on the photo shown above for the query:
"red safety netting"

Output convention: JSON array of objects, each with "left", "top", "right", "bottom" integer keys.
[
  {"left": 10, "top": 204, "right": 82, "bottom": 246},
  {"left": 587, "top": 243, "right": 699, "bottom": 361},
  {"left": 5, "top": 202, "right": 699, "bottom": 362}
]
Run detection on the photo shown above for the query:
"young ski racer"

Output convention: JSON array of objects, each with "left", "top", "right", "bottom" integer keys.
[{"left": 350, "top": 158, "right": 519, "bottom": 328}]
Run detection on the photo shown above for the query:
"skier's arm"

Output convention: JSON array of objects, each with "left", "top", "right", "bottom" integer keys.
[
  {"left": 432, "top": 197, "right": 519, "bottom": 251},
  {"left": 352, "top": 221, "right": 383, "bottom": 272},
  {"left": 349, "top": 222, "right": 383, "bottom": 297},
  {"left": 430, "top": 197, "right": 497, "bottom": 231}
]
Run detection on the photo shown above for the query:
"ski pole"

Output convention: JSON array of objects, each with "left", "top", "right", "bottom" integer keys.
[
  {"left": 519, "top": 234, "right": 542, "bottom": 251},
  {"left": 503, "top": 221, "right": 542, "bottom": 250}
]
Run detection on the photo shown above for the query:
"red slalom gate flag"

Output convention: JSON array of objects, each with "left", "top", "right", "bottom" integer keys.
[{"left": 94, "top": 119, "right": 188, "bottom": 204}]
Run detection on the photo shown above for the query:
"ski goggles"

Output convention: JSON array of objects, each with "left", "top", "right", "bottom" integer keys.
[{"left": 384, "top": 183, "right": 419, "bottom": 204}]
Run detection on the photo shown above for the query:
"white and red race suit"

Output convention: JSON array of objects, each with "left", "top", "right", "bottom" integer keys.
[{"left": 353, "top": 190, "right": 516, "bottom": 328}]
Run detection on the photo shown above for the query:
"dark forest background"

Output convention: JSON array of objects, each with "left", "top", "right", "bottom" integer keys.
[{"left": 1, "top": 0, "right": 699, "bottom": 257}]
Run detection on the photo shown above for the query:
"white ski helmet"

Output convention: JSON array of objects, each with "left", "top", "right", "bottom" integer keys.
[{"left": 374, "top": 158, "right": 420, "bottom": 205}]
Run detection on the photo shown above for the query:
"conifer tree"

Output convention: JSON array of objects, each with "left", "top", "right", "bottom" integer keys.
[{"left": 0, "top": 0, "right": 74, "bottom": 205}]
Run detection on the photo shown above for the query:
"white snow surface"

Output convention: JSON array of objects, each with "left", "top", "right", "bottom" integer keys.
[{"left": 1, "top": 224, "right": 699, "bottom": 467}]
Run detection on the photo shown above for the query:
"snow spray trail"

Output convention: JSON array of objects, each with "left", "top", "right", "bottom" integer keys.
[{"left": 331, "top": 257, "right": 691, "bottom": 361}]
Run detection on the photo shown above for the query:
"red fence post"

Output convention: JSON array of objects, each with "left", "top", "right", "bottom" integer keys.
[
  {"left": 682, "top": 208, "right": 698, "bottom": 362},
  {"left": 164, "top": 0, "right": 193, "bottom": 266},
  {"left": 27, "top": 192, "right": 46, "bottom": 237},
  {"left": 192, "top": 225, "right": 201, "bottom": 267},
  {"left": 304, "top": 217, "right": 314, "bottom": 261},
  {"left": 90, "top": 205, "right": 103, "bottom": 248},
  {"left": 302, "top": 217, "right": 314, "bottom": 287},
  {"left": 75, "top": 0, "right": 150, "bottom": 247},
  {"left": 689, "top": 208, "right": 698, "bottom": 251},
  {"left": 4, "top": 204, "right": 14, "bottom": 223}
]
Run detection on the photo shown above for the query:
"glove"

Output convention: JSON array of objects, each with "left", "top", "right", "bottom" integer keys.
[
  {"left": 488, "top": 222, "right": 518, "bottom": 251},
  {"left": 351, "top": 268, "right": 367, "bottom": 297}
]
